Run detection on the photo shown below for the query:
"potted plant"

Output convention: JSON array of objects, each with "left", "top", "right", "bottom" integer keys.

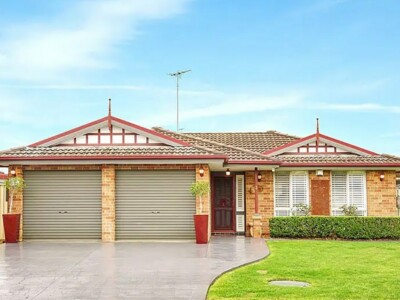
[
  {"left": 3, "top": 176, "right": 25, "bottom": 243},
  {"left": 190, "top": 181, "right": 210, "bottom": 244}
]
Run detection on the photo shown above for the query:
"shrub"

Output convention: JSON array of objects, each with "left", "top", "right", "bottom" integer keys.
[
  {"left": 292, "top": 203, "right": 312, "bottom": 216},
  {"left": 340, "top": 205, "right": 359, "bottom": 216},
  {"left": 269, "top": 216, "right": 400, "bottom": 240}
]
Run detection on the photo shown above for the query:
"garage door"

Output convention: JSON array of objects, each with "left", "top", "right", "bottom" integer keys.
[
  {"left": 116, "top": 170, "right": 196, "bottom": 240},
  {"left": 23, "top": 171, "right": 102, "bottom": 239}
]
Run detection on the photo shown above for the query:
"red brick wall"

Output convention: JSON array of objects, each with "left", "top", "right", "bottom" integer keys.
[{"left": 309, "top": 170, "right": 331, "bottom": 215}]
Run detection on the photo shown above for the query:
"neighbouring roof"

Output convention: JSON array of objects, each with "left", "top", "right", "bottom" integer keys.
[{"left": 0, "top": 114, "right": 399, "bottom": 168}]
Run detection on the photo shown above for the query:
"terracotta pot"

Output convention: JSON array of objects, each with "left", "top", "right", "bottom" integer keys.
[
  {"left": 194, "top": 214, "right": 208, "bottom": 244},
  {"left": 2, "top": 214, "right": 21, "bottom": 243}
]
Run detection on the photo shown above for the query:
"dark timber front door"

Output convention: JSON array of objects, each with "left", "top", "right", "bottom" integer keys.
[{"left": 213, "top": 176, "right": 234, "bottom": 231}]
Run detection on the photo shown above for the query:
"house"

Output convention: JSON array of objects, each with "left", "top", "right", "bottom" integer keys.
[{"left": 0, "top": 110, "right": 399, "bottom": 242}]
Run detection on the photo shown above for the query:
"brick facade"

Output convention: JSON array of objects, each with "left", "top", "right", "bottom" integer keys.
[
  {"left": 367, "top": 171, "right": 398, "bottom": 216},
  {"left": 245, "top": 171, "right": 274, "bottom": 237}
]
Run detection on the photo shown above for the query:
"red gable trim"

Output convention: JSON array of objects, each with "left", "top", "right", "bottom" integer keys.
[
  {"left": 29, "top": 116, "right": 191, "bottom": 147},
  {"left": 262, "top": 134, "right": 315, "bottom": 155},
  {"left": 30, "top": 116, "right": 108, "bottom": 147},
  {"left": 319, "top": 133, "right": 377, "bottom": 156},
  {"left": 0, "top": 154, "right": 227, "bottom": 161},
  {"left": 111, "top": 116, "right": 190, "bottom": 146},
  {"left": 263, "top": 133, "right": 378, "bottom": 156}
]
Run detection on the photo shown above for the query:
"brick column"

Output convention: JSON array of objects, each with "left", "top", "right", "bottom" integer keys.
[
  {"left": 195, "top": 164, "right": 211, "bottom": 240},
  {"left": 102, "top": 165, "right": 115, "bottom": 242},
  {"left": 309, "top": 170, "right": 331, "bottom": 215},
  {"left": 245, "top": 171, "right": 274, "bottom": 237},
  {"left": 367, "top": 171, "right": 397, "bottom": 216}
]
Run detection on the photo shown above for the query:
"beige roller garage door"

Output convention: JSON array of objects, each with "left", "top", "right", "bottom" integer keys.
[
  {"left": 116, "top": 170, "right": 196, "bottom": 240},
  {"left": 23, "top": 170, "right": 102, "bottom": 239}
]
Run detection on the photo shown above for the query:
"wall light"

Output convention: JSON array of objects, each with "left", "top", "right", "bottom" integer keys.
[
  {"left": 255, "top": 167, "right": 262, "bottom": 182},
  {"left": 225, "top": 168, "right": 231, "bottom": 176},
  {"left": 199, "top": 166, "right": 204, "bottom": 177},
  {"left": 316, "top": 169, "right": 324, "bottom": 176},
  {"left": 380, "top": 173, "right": 385, "bottom": 181},
  {"left": 10, "top": 169, "right": 16, "bottom": 176}
]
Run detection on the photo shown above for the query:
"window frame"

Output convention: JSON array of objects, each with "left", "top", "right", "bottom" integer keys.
[
  {"left": 330, "top": 171, "right": 367, "bottom": 216},
  {"left": 274, "top": 171, "right": 309, "bottom": 216}
]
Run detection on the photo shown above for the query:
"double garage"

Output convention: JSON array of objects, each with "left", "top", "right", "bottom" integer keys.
[{"left": 23, "top": 170, "right": 196, "bottom": 240}]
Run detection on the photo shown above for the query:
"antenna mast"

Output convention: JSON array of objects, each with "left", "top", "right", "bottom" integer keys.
[{"left": 169, "top": 69, "right": 191, "bottom": 132}]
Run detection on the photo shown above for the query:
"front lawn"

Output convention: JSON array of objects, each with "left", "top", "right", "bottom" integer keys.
[{"left": 208, "top": 240, "right": 400, "bottom": 299}]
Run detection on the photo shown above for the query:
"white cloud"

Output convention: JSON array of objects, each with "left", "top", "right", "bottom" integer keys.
[
  {"left": 318, "top": 102, "right": 400, "bottom": 113},
  {"left": 0, "top": 0, "right": 189, "bottom": 81},
  {"left": 139, "top": 90, "right": 305, "bottom": 126},
  {"left": 0, "top": 84, "right": 144, "bottom": 90}
]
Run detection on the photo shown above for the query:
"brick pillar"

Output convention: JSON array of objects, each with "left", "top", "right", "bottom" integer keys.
[
  {"left": 245, "top": 171, "right": 274, "bottom": 237},
  {"left": 367, "top": 171, "right": 398, "bottom": 216},
  {"left": 9, "top": 166, "right": 24, "bottom": 241},
  {"left": 195, "top": 164, "right": 211, "bottom": 240},
  {"left": 102, "top": 165, "right": 115, "bottom": 242}
]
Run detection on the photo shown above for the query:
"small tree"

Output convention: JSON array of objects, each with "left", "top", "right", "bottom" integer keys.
[
  {"left": 340, "top": 204, "right": 358, "bottom": 216},
  {"left": 4, "top": 176, "right": 26, "bottom": 214},
  {"left": 293, "top": 203, "right": 312, "bottom": 216},
  {"left": 190, "top": 181, "right": 210, "bottom": 214}
]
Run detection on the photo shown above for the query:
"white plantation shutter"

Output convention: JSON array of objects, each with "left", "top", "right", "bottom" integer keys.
[
  {"left": 275, "top": 172, "right": 308, "bottom": 216},
  {"left": 236, "top": 175, "right": 245, "bottom": 212},
  {"left": 236, "top": 215, "right": 245, "bottom": 232},
  {"left": 331, "top": 172, "right": 347, "bottom": 216},
  {"left": 331, "top": 171, "right": 366, "bottom": 216},
  {"left": 275, "top": 172, "right": 290, "bottom": 216},
  {"left": 348, "top": 172, "right": 366, "bottom": 215},
  {"left": 291, "top": 172, "right": 308, "bottom": 207}
]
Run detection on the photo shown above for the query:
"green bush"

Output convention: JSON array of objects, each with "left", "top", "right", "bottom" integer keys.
[{"left": 269, "top": 216, "right": 400, "bottom": 240}]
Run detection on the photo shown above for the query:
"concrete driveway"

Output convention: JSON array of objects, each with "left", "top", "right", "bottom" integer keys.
[{"left": 0, "top": 237, "right": 268, "bottom": 300}]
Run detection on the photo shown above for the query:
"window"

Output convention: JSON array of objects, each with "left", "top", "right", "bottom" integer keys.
[
  {"left": 274, "top": 171, "right": 309, "bottom": 216},
  {"left": 331, "top": 171, "right": 367, "bottom": 216}
]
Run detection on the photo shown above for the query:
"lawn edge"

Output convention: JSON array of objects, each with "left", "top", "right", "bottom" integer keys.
[{"left": 205, "top": 239, "right": 271, "bottom": 300}]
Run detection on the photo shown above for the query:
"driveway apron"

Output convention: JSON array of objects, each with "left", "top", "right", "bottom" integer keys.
[{"left": 0, "top": 236, "right": 269, "bottom": 300}]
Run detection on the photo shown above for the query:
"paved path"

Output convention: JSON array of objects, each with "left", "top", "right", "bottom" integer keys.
[{"left": 0, "top": 237, "right": 268, "bottom": 300}]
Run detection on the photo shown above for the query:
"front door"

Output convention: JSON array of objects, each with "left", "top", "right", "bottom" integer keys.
[{"left": 213, "top": 176, "right": 234, "bottom": 231}]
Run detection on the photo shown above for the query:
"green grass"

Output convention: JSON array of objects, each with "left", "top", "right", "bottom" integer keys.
[{"left": 207, "top": 240, "right": 400, "bottom": 299}]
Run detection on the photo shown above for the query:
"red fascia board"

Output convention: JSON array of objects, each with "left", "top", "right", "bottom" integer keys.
[
  {"left": 30, "top": 116, "right": 109, "bottom": 147},
  {"left": 280, "top": 162, "right": 400, "bottom": 167},
  {"left": 111, "top": 116, "right": 191, "bottom": 147},
  {"left": 227, "top": 160, "right": 281, "bottom": 165},
  {"left": 319, "top": 134, "right": 378, "bottom": 156},
  {"left": 0, "top": 154, "right": 227, "bottom": 161},
  {"left": 262, "top": 134, "right": 316, "bottom": 155},
  {"left": 29, "top": 115, "right": 192, "bottom": 147}
]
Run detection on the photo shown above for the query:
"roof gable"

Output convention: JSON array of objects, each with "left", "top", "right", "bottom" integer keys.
[
  {"left": 263, "top": 133, "right": 378, "bottom": 156},
  {"left": 30, "top": 116, "right": 190, "bottom": 147}
]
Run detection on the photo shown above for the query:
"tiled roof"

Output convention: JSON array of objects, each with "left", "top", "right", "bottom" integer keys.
[
  {"left": 275, "top": 154, "right": 400, "bottom": 165},
  {"left": 153, "top": 128, "right": 278, "bottom": 162},
  {"left": 184, "top": 131, "right": 298, "bottom": 153},
  {"left": 0, "top": 146, "right": 222, "bottom": 159}
]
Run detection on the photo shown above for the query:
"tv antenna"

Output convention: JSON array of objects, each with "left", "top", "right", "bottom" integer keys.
[{"left": 169, "top": 69, "right": 191, "bottom": 132}]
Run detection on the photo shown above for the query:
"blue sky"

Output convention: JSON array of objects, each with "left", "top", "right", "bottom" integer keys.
[{"left": 0, "top": 0, "right": 399, "bottom": 156}]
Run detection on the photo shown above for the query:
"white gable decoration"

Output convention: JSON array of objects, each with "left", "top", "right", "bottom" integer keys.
[{"left": 61, "top": 125, "right": 161, "bottom": 146}]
